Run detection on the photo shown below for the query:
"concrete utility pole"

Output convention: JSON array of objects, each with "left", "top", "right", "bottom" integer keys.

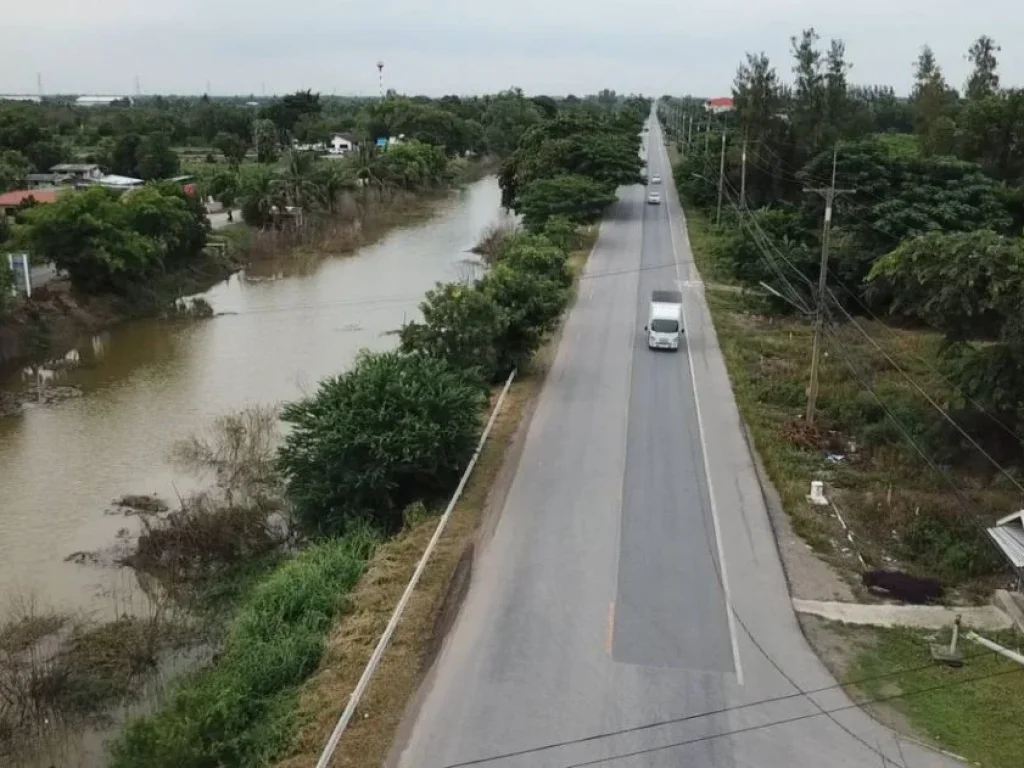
[
  {"left": 716, "top": 131, "right": 727, "bottom": 225},
  {"left": 686, "top": 114, "right": 693, "bottom": 151},
  {"left": 804, "top": 147, "right": 855, "bottom": 425},
  {"left": 739, "top": 136, "right": 748, "bottom": 209}
]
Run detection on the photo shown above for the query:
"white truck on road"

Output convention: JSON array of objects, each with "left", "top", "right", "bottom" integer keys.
[{"left": 644, "top": 289, "right": 683, "bottom": 350}]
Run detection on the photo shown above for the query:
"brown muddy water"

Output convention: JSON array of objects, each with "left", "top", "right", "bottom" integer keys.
[{"left": 0, "top": 176, "right": 507, "bottom": 764}]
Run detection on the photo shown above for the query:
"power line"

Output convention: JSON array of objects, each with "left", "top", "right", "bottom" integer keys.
[
  {"left": 736, "top": 147, "right": 1024, "bottom": 453},
  {"left": 558, "top": 665, "right": 1022, "bottom": 768},
  {"left": 825, "top": 289, "right": 1024, "bottom": 497},
  {"left": 438, "top": 647, "right": 999, "bottom": 767}
]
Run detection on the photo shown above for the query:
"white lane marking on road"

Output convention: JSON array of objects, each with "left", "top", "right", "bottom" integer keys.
[{"left": 656, "top": 123, "right": 745, "bottom": 686}]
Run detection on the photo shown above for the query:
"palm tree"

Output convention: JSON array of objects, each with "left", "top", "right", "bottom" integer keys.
[{"left": 277, "top": 150, "right": 319, "bottom": 210}]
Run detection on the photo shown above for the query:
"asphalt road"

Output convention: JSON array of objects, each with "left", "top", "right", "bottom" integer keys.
[{"left": 392, "top": 118, "right": 963, "bottom": 768}]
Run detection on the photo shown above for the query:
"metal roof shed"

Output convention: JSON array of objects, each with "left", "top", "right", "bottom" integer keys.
[{"left": 987, "top": 511, "right": 1024, "bottom": 585}]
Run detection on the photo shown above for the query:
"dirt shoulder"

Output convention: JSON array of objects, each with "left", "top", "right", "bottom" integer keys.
[{"left": 269, "top": 229, "right": 597, "bottom": 768}]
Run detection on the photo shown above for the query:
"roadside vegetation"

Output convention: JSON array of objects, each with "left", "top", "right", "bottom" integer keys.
[
  {"left": 803, "top": 617, "right": 1024, "bottom": 768},
  {"left": 665, "top": 31, "right": 1024, "bottom": 597},
  {"left": 100, "top": 93, "right": 647, "bottom": 766},
  {"left": 665, "top": 30, "right": 1024, "bottom": 767}
]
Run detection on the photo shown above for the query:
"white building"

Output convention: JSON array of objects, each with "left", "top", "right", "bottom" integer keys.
[
  {"left": 329, "top": 134, "right": 357, "bottom": 155},
  {"left": 75, "top": 95, "right": 132, "bottom": 107}
]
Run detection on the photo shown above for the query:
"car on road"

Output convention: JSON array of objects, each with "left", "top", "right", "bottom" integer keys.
[
  {"left": 650, "top": 174, "right": 661, "bottom": 184},
  {"left": 647, "top": 191, "right": 661, "bottom": 205},
  {"left": 644, "top": 289, "right": 683, "bottom": 350}
]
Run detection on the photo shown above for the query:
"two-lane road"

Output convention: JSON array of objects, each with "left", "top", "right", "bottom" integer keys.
[{"left": 393, "top": 117, "right": 962, "bottom": 768}]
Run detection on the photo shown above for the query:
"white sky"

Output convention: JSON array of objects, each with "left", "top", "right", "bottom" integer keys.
[{"left": 2, "top": 0, "right": 1023, "bottom": 97}]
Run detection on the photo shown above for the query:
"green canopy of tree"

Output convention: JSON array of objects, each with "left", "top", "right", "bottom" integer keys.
[
  {"left": 517, "top": 174, "right": 617, "bottom": 231},
  {"left": 278, "top": 350, "right": 486, "bottom": 534},
  {"left": 213, "top": 131, "right": 249, "bottom": 166},
  {"left": 14, "top": 184, "right": 208, "bottom": 295}
]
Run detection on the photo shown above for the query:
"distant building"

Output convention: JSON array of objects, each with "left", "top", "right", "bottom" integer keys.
[
  {"left": 329, "top": 133, "right": 358, "bottom": 155},
  {"left": 26, "top": 173, "right": 60, "bottom": 189},
  {"left": 0, "top": 94, "right": 42, "bottom": 103},
  {"left": 50, "top": 163, "right": 103, "bottom": 182},
  {"left": 74, "top": 95, "right": 132, "bottom": 108},
  {"left": 706, "top": 97, "right": 734, "bottom": 113},
  {"left": 0, "top": 188, "right": 64, "bottom": 219},
  {"left": 97, "top": 174, "right": 144, "bottom": 190}
]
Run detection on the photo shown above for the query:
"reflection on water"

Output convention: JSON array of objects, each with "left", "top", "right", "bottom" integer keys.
[{"left": 0, "top": 176, "right": 508, "bottom": 625}]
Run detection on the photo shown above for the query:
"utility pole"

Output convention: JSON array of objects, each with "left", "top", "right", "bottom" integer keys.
[
  {"left": 36, "top": 73, "right": 43, "bottom": 98},
  {"left": 686, "top": 114, "right": 693, "bottom": 151},
  {"left": 377, "top": 61, "right": 385, "bottom": 101},
  {"left": 739, "top": 135, "right": 748, "bottom": 209},
  {"left": 804, "top": 147, "right": 855, "bottom": 425},
  {"left": 716, "top": 131, "right": 727, "bottom": 225}
]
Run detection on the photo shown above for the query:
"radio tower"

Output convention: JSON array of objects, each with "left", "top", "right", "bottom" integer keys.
[{"left": 377, "top": 61, "right": 385, "bottom": 100}]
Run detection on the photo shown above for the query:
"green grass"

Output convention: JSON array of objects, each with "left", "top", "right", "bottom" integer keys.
[
  {"left": 842, "top": 624, "right": 1024, "bottom": 767},
  {"left": 108, "top": 533, "right": 376, "bottom": 768}
]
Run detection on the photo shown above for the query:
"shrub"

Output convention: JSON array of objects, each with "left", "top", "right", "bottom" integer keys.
[
  {"left": 398, "top": 282, "right": 508, "bottom": 383},
  {"left": 278, "top": 351, "right": 486, "bottom": 534},
  {"left": 108, "top": 534, "right": 375, "bottom": 768},
  {"left": 481, "top": 262, "right": 570, "bottom": 374}
]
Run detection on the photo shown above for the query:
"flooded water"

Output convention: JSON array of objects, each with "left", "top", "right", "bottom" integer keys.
[{"left": 0, "top": 176, "right": 507, "bottom": 624}]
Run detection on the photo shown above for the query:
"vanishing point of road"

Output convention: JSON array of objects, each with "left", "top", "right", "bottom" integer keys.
[{"left": 393, "top": 117, "right": 963, "bottom": 768}]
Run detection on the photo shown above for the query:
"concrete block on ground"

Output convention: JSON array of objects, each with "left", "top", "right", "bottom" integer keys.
[{"left": 793, "top": 598, "right": 1013, "bottom": 631}]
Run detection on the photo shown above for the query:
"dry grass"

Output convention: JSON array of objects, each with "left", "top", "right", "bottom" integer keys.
[{"left": 271, "top": 233, "right": 597, "bottom": 768}]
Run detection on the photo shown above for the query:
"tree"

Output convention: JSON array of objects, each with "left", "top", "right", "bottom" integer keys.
[
  {"left": 866, "top": 230, "right": 1022, "bottom": 340},
  {"left": 824, "top": 39, "right": 852, "bottom": 140},
  {"left": 278, "top": 351, "right": 486, "bottom": 534},
  {"left": 137, "top": 132, "right": 180, "bottom": 180},
  {"left": 207, "top": 171, "right": 239, "bottom": 221},
  {"left": 254, "top": 118, "right": 279, "bottom": 164},
  {"left": 14, "top": 187, "right": 159, "bottom": 294},
  {"left": 0, "top": 149, "right": 32, "bottom": 192},
  {"left": 14, "top": 185, "right": 206, "bottom": 294},
  {"left": 399, "top": 282, "right": 508, "bottom": 382},
  {"left": 213, "top": 131, "right": 248, "bottom": 167},
  {"left": 481, "top": 261, "right": 570, "bottom": 372},
  {"left": 790, "top": 28, "right": 826, "bottom": 156},
  {"left": 965, "top": 35, "right": 1000, "bottom": 101},
  {"left": 913, "top": 45, "right": 955, "bottom": 150},
  {"left": 262, "top": 90, "right": 322, "bottom": 135},
  {"left": 110, "top": 133, "right": 143, "bottom": 176},
  {"left": 957, "top": 90, "right": 1024, "bottom": 184},
  {"left": 237, "top": 164, "right": 281, "bottom": 227},
  {"left": 517, "top": 174, "right": 616, "bottom": 231}
]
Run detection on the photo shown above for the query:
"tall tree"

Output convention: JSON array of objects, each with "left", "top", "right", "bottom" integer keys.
[
  {"left": 965, "top": 35, "right": 1000, "bottom": 100},
  {"left": 912, "top": 45, "right": 954, "bottom": 149},
  {"left": 790, "top": 28, "right": 826, "bottom": 156},
  {"left": 824, "top": 39, "right": 852, "bottom": 140}
]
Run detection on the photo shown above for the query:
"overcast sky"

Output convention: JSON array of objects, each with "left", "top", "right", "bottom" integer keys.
[{"left": 3, "top": 0, "right": 1023, "bottom": 98}]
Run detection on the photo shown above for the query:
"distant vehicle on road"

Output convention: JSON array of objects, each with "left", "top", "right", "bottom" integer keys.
[
  {"left": 644, "top": 289, "right": 682, "bottom": 350},
  {"left": 647, "top": 191, "right": 661, "bottom": 205},
  {"left": 650, "top": 174, "right": 661, "bottom": 184}
]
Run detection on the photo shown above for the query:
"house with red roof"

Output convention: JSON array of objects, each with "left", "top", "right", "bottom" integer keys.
[
  {"left": 706, "top": 97, "right": 734, "bottom": 114},
  {"left": 0, "top": 188, "right": 65, "bottom": 219}
]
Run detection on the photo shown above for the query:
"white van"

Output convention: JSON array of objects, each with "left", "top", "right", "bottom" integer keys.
[{"left": 644, "top": 290, "right": 683, "bottom": 350}]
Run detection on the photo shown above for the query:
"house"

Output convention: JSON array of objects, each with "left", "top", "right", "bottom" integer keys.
[
  {"left": 328, "top": 133, "right": 358, "bottom": 155},
  {"left": 988, "top": 511, "right": 1024, "bottom": 586},
  {"left": 75, "top": 95, "right": 132, "bottom": 108},
  {"left": 97, "top": 174, "right": 144, "bottom": 190},
  {"left": 26, "top": 173, "right": 60, "bottom": 189},
  {"left": 0, "top": 188, "right": 64, "bottom": 219},
  {"left": 0, "top": 95, "right": 42, "bottom": 103},
  {"left": 50, "top": 163, "right": 103, "bottom": 182},
  {"left": 706, "top": 97, "right": 735, "bottom": 114}
]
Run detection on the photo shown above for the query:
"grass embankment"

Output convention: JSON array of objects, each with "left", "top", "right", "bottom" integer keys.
[
  {"left": 805, "top": 617, "right": 1024, "bottom": 768},
  {"left": 108, "top": 535, "right": 375, "bottom": 767},
  {"left": 271, "top": 227, "right": 598, "bottom": 768},
  {"left": 684, "top": 207, "right": 1016, "bottom": 599}
]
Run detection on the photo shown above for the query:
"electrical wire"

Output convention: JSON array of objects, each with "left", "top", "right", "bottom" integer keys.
[
  {"left": 825, "top": 289, "right": 1024, "bottom": 496},
  {"left": 557, "top": 665, "right": 1023, "bottom": 768}
]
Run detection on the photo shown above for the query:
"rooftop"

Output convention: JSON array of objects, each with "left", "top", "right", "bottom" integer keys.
[
  {"left": 0, "top": 188, "right": 64, "bottom": 207},
  {"left": 51, "top": 163, "right": 100, "bottom": 173},
  {"left": 987, "top": 511, "right": 1024, "bottom": 570}
]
